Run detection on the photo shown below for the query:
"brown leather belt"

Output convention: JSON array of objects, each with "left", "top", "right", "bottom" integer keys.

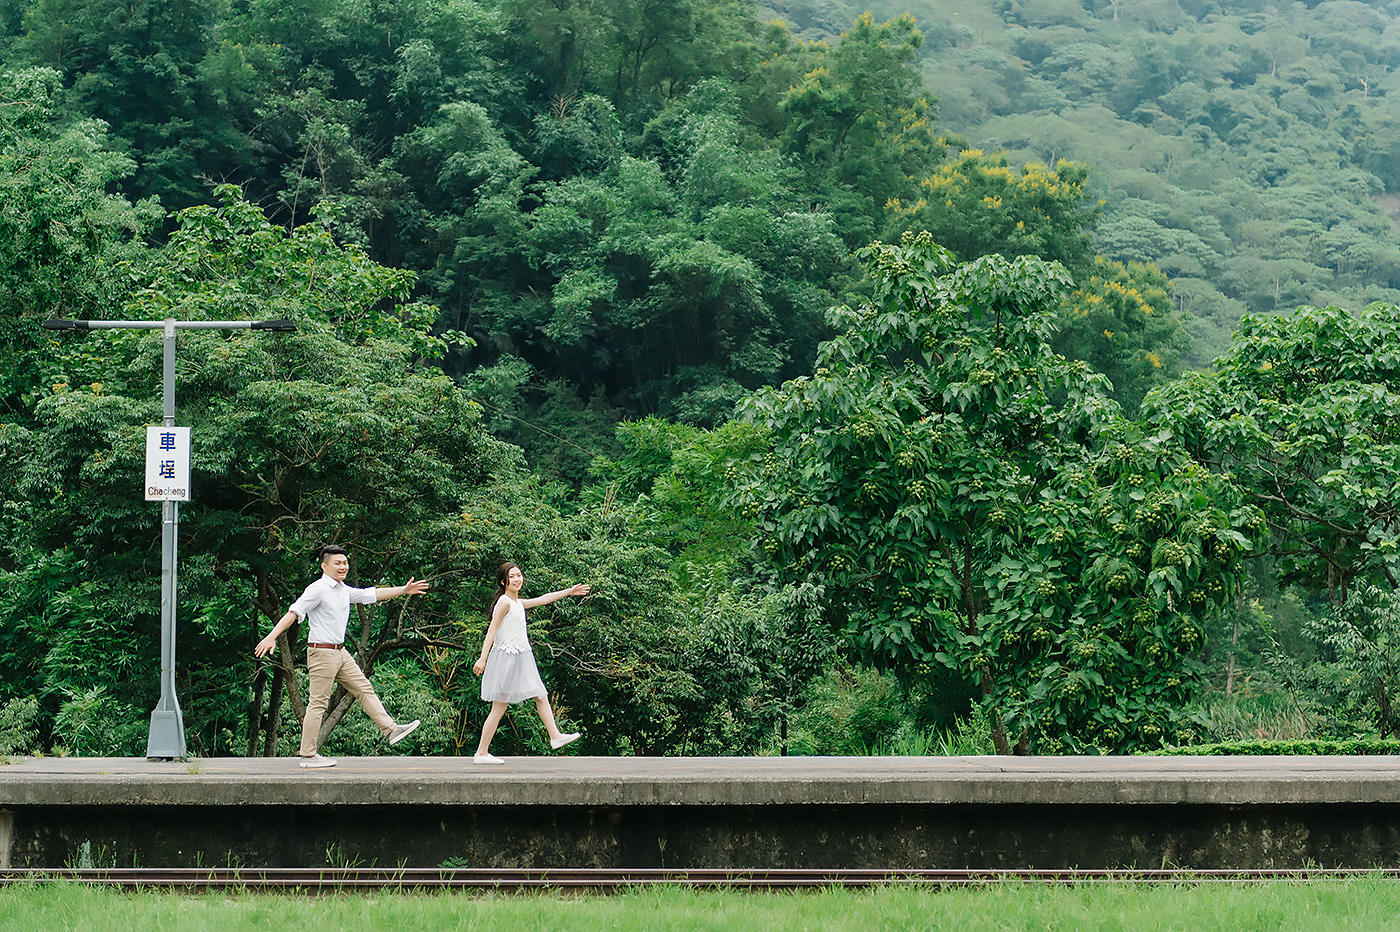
[{"left": 307, "top": 642, "right": 343, "bottom": 650}]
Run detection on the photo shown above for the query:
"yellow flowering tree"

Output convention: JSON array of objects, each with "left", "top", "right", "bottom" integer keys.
[
  {"left": 886, "top": 149, "right": 1099, "bottom": 273},
  {"left": 889, "top": 150, "right": 1189, "bottom": 411},
  {"left": 1053, "top": 257, "right": 1189, "bottom": 413}
]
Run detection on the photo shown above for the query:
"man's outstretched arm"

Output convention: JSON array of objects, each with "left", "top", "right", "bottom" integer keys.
[
  {"left": 254, "top": 610, "right": 298, "bottom": 657},
  {"left": 374, "top": 577, "right": 430, "bottom": 602}
]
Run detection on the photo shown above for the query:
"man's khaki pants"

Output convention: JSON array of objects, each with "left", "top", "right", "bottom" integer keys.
[{"left": 298, "top": 646, "right": 395, "bottom": 757}]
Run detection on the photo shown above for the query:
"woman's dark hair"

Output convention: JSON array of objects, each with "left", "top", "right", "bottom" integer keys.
[{"left": 492, "top": 562, "right": 520, "bottom": 614}]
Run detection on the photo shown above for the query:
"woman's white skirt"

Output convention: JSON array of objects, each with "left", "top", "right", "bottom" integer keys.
[{"left": 480, "top": 647, "right": 547, "bottom": 703}]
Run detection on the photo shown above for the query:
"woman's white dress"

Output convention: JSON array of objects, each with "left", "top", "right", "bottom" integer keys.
[{"left": 480, "top": 595, "right": 548, "bottom": 703}]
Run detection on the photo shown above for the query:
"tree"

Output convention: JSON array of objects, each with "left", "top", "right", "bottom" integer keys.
[
  {"left": 780, "top": 12, "right": 945, "bottom": 243},
  {"left": 1305, "top": 582, "right": 1400, "bottom": 738},
  {"left": 1053, "top": 256, "right": 1190, "bottom": 414},
  {"left": 886, "top": 149, "right": 1099, "bottom": 276},
  {"left": 0, "top": 67, "right": 157, "bottom": 424},
  {"left": 449, "top": 86, "right": 849, "bottom": 425},
  {"left": 17, "top": 0, "right": 226, "bottom": 206},
  {"left": 587, "top": 414, "right": 765, "bottom": 579},
  {"left": 734, "top": 233, "right": 1259, "bottom": 753},
  {"left": 1145, "top": 302, "right": 1400, "bottom": 603},
  {"left": 0, "top": 186, "right": 768, "bottom": 757}
]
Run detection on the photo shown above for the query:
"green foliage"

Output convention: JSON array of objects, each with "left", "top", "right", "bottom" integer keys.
[
  {"left": 449, "top": 85, "right": 851, "bottom": 422},
  {"left": 781, "top": 660, "right": 976, "bottom": 755},
  {"left": 1146, "top": 303, "right": 1400, "bottom": 601},
  {"left": 442, "top": 481, "right": 705, "bottom": 757},
  {"left": 7, "top": 0, "right": 1400, "bottom": 759},
  {"left": 676, "top": 580, "right": 835, "bottom": 754},
  {"left": 784, "top": 665, "right": 911, "bottom": 755},
  {"left": 0, "top": 695, "right": 39, "bottom": 755},
  {"left": 0, "top": 188, "right": 516, "bottom": 756},
  {"left": 0, "top": 67, "right": 157, "bottom": 422},
  {"left": 1307, "top": 583, "right": 1400, "bottom": 739},
  {"left": 780, "top": 12, "right": 946, "bottom": 242},
  {"left": 860, "top": 713, "right": 996, "bottom": 756},
  {"left": 887, "top": 148, "right": 1187, "bottom": 409},
  {"left": 53, "top": 686, "right": 144, "bottom": 756},
  {"left": 17, "top": 0, "right": 233, "bottom": 206},
  {"left": 1191, "top": 674, "right": 1321, "bottom": 744},
  {"left": 588, "top": 416, "right": 765, "bottom": 578},
  {"left": 0, "top": 1, "right": 950, "bottom": 427},
  {"left": 735, "top": 233, "right": 1260, "bottom": 753},
  {"left": 462, "top": 357, "right": 624, "bottom": 490}
]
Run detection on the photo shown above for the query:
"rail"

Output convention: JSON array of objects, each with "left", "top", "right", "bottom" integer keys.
[{"left": 3, "top": 867, "right": 1400, "bottom": 891}]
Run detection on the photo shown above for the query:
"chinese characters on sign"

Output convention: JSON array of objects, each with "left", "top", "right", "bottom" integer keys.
[{"left": 144, "top": 426, "right": 191, "bottom": 501}]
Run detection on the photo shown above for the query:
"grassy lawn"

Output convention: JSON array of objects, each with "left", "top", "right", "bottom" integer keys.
[{"left": 5, "top": 879, "right": 1400, "bottom": 931}]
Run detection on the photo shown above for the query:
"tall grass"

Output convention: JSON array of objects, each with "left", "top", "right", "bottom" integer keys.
[
  {"left": 861, "top": 713, "right": 996, "bottom": 756},
  {"left": 1193, "top": 684, "right": 1317, "bottom": 743},
  {"left": 8, "top": 879, "right": 1400, "bottom": 931}
]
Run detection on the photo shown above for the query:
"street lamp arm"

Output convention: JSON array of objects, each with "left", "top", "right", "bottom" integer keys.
[{"left": 44, "top": 318, "right": 298, "bottom": 331}]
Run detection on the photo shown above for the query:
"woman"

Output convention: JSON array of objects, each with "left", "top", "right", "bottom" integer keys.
[{"left": 472, "top": 561, "right": 588, "bottom": 764}]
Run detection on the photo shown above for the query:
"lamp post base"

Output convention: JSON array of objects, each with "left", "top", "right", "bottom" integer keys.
[{"left": 146, "top": 709, "right": 187, "bottom": 761}]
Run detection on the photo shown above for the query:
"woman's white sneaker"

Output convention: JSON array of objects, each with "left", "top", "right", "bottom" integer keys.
[
  {"left": 550, "top": 732, "right": 580, "bottom": 750},
  {"left": 473, "top": 752, "right": 504, "bottom": 764}
]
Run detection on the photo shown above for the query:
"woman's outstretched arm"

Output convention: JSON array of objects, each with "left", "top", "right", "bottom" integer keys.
[{"left": 520, "top": 583, "right": 591, "bottom": 609}]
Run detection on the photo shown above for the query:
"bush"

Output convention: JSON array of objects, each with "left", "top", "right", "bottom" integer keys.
[
  {"left": 1154, "top": 739, "right": 1400, "bottom": 756},
  {"left": 0, "top": 695, "right": 39, "bottom": 755},
  {"left": 53, "top": 686, "right": 145, "bottom": 756}
]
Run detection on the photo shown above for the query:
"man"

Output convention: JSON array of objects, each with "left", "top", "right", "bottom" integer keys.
[{"left": 255, "top": 544, "right": 429, "bottom": 768}]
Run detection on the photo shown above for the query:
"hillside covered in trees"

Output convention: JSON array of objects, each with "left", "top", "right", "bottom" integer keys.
[
  {"left": 777, "top": 0, "right": 1400, "bottom": 363},
  {"left": 0, "top": 0, "right": 1397, "bottom": 759}
]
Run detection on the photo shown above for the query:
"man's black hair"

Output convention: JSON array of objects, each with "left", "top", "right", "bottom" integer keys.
[{"left": 320, "top": 544, "right": 349, "bottom": 560}]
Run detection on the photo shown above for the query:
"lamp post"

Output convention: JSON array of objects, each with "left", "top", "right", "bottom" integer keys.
[{"left": 43, "top": 318, "right": 296, "bottom": 759}]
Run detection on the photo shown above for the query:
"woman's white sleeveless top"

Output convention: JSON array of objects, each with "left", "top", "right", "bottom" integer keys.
[{"left": 493, "top": 596, "right": 532, "bottom": 654}]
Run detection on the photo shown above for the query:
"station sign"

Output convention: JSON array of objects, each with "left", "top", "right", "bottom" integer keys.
[{"left": 144, "top": 426, "right": 191, "bottom": 501}]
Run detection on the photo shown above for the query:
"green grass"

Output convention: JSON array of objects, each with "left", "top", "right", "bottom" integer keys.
[{"left": 8, "top": 879, "right": 1400, "bottom": 931}]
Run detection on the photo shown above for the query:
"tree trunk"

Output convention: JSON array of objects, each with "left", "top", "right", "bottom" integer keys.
[
  {"left": 262, "top": 670, "right": 284, "bottom": 757},
  {"left": 1379, "top": 684, "right": 1392, "bottom": 739},
  {"left": 245, "top": 665, "right": 266, "bottom": 757},
  {"left": 318, "top": 692, "right": 357, "bottom": 746},
  {"left": 962, "top": 538, "right": 1011, "bottom": 754},
  {"left": 982, "top": 671, "right": 1011, "bottom": 755},
  {"left": 275, "top": 630, "right": 306, "bottom": 720},
  {"left": 1225, "top": 595, "right": 1242, "bottom": 698}
]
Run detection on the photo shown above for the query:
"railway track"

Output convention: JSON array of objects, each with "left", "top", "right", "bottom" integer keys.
[{"left": 3, "top": 867, "right": 1400, "bottom": 891}]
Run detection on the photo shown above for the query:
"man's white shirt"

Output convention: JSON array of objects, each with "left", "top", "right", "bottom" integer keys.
[{"left": 288, "top": 574, "right": 378, "bottom": 643}]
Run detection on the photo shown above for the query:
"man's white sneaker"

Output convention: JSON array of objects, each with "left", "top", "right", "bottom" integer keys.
[
  {"left": 473, "top": 752, "right": 504, "bottom": 764},
  {"left": 388, "top": 719, "right": 421, "bottom": 745},
  {"left": 550, "top": 732, "right": 580, "bottom": 750},
  {"left": 298, "top": 754, "right": 337, "bottom": 769}
]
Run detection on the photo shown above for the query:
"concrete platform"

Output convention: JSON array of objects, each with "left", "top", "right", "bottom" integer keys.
[
  {"left": 3, "top": 755, "right": 1400, "bottom": 870},
  {"left": 4, "top": 754, "right": 1400, "bottom": 806}
]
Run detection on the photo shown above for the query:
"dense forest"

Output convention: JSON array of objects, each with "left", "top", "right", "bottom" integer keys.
[{"left": 0, "top": 0, "right": 1397, "bottom": 758}]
